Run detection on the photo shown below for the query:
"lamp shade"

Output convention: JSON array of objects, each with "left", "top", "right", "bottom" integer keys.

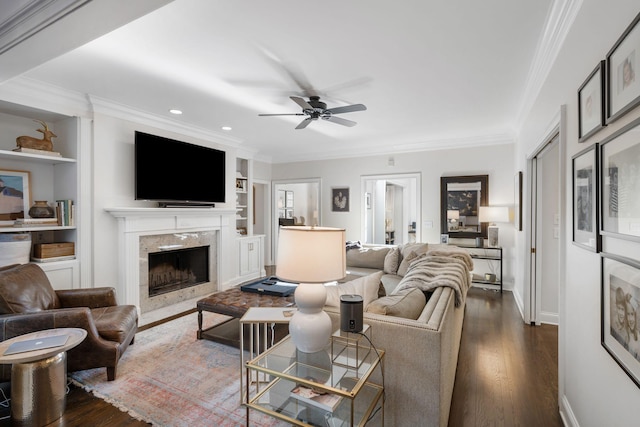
[
  {"left": 276, "top": 226, "right": 346, "bottom": 283},
  {"left": 479, "top": 206, "right": 509, "bottom": 224},
  {"left": 447, "top": 210, "right": 460, "bottom": 220},
  {"left": 276, "top": 226, "right": 345, "bottom": 353}
]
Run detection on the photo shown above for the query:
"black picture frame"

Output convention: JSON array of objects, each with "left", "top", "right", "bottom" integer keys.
[
  {"left": 514, "top": 171, "right": 523, "bottom": 231},
  {"left": 440, "top": 175, "right": 488, "bottom": 239},
  {"left": 606, "top": 12, "right": 640, "bottom": 124},
  {"left": 578, "top": 61, "right": 606, "bottom": 142},
  {"left": 331, "top": 187, "right": 349, "bottom": 212},
  {"left": 600, "top": 116, "right": 640, "bottom": 242},
  {"left": 572, "top": 144, "right": 600, "bottom": 252},
  {"left": 601, "top": 252, "right": 640, "bottom": 388}
]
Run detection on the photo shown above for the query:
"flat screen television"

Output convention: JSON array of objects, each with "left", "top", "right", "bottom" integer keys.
[{"left": 135, "top": 131, "right": 226, "bottom": 206}]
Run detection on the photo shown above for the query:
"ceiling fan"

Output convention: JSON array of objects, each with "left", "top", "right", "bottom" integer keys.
[{"left": 259, "top": 96, "right": 367, "bottom": 129}]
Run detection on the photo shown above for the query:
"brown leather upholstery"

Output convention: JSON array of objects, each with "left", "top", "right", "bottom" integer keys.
[
  {"left": 0, "top": 263, "right": 138, "bottom": 381},
  {"left": 197, "top": 288, "right": 294, "bottom": 318}
]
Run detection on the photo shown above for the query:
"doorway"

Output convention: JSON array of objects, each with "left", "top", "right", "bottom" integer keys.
[
  {"left": 272, "top": 179, "right": 321, "bottom": 261},
  {"left": 527, "top": 132, "right": 562, "bottom": 325},
  {"left": 361, "top": 173, "right": 420, "bottom": 245}
]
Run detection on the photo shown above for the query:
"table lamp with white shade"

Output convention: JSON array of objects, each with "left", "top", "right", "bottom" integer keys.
[
  {"left": 276, "top": 226, "right": 346, "bottom": 353},
  {"left": 447, "top": 209, "right": 460, "bottom": 230},
  {"left": 479, "top": 206, "right": 509, "bottom": 247}
]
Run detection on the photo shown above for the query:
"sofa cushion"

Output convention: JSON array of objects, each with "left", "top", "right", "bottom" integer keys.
[
  {"left": 325, "top": 271, "right": 383, "bottom": 309},
  {"left": 380, "top": 274, "right": 402, "bottom": 295},
  {"left": 399, "top": 243, "right": 429, "bottom": 260},
  {"left": 383, "top": 247, "right": 401, "bottom": 274},
  {"left": 346, "top": 247, "right": 391, "bottom": 270},
  {"left": 397, "top": 250, "right": 418, "bottom": 276},
  {"left": 0, "top": 263, "right": 61, "bottom": 314},
  {"left": 365, "top": 287, "right": 426, "bottom": 319}
]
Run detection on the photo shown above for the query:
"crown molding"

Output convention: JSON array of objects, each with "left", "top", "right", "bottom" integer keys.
[
  {"left": 87, "top": 95, "right": 244, "bottom": 148},
  {"left": 516, "top": 0, "right": 583, "bottom": 128},
  {"left": 271, "top": 132, "right": 516, "bottom": 164},
  {"left": 0, "top": 76, "right": 90, "bottom": 117}
]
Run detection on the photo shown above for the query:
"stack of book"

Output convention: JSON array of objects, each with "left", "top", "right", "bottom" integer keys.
[
  {"left": 55, "top": 200, "right": 74, "bottom": 226},
  {"left": 13, "top": 218, "right": 58, "bottom": 227}
]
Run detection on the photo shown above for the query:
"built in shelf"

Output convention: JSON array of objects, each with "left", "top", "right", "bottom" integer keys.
[
  {"left": 0, "top": 225, "right": 76, "bottom": 233},
  {"left": 0, "top": 149, "right": 76, "bottom": 165}
]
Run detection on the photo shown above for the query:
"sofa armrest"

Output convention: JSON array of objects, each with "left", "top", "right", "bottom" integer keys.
[
  {"left": 56, "top": 287, "right": 118, "bottom": 308},
  {"left": 0, "top": 308, "right": 101, "bottom": 342}
]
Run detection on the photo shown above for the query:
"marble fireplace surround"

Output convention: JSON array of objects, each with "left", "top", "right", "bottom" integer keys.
[{"left": 106, "top": 207, "right": 236, "bottom": 314}]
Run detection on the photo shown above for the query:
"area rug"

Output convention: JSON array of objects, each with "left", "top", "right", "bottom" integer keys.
[{"left": 70, "top": 312, "right": 288, "bottom": 427}]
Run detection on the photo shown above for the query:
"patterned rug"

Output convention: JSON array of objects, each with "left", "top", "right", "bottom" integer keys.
[{"left": 70, "top": 312, "right": 287, "bottom": 427}]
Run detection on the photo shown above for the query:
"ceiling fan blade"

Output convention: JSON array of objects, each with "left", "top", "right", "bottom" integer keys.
[
  {"left": 323, "top": 116, "right": 357, "bottom": 127},
  {"left": 295, "top": 118, "right": 314, "bottom": 129},
  {"left": 290, "top": 96, "right": 314, "bottom": 111},
  {"left": 325, "top": 104, "right": 367, "bottom": 115},
  {"left": 258, "top": 113, "right": 305, "bottom": 116}
]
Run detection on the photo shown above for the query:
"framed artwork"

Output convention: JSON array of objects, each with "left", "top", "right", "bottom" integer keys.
[
  {"left": 606, "top": 12, "right": 640, "bottom": 123},
  {"left": 0, "top": 169, "right": 31, "bottom": 221},
  {"left": 285, "top": 191, "right": 294, "bottom": 208},
  {"left": 600, "top": 116, "right": 640, "bottom": 242},
  {"left": 572, "top": 144, "right": 600, "bottom": 252},
  {"left": 440, "top": 175, "right": 488, "bottom": 239},
  {"left": 578, "top": 61, "right": 606, "bottom": 141},
  {"left": 236, "top": 178, "right": 247, "bottom": 192},
  {"left": 440, "top": 234, "right": 449, "bottom": 244},
  {"left": 332, "top": 187, "right": 349, "bottom": 212},
  {"left": 514, "top": 171, "right": 523, "bottom": 231},
  {"left": 601, "top": 253, "right": 640, "bottom": 388}
]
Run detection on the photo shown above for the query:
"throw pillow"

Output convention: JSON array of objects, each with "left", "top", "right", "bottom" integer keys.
[
  {"left": 396, "top": 250, "right": 418, "bottom": 276},
  {"left": 383, "top": 247, "right": 400, "bottom": 275},
  {"left": 399, "top": 243, "right": 429, "bottom": 260},
  {"left": 366, "top": 288, "right": 426, "bottom": 319},
  {"left": 325, "top": 271, "right": 384, "bottom": 309},
  {"left": 346, "top": 247, "right": 391, "bottom": 269}
]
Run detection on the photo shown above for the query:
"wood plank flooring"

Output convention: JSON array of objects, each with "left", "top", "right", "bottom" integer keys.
[
  {"left": 0, "top": 285, "right": 561, "bottom": 426},
  {"left": 449, "top": 287, "right": 563, "bottom": 427}
]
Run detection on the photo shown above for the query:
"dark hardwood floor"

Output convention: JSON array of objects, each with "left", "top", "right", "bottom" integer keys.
[
  {"left": 0, "top": 285, "right": 560, "bottom": 426},
  {"left": 449, "top": 287, "right": 563, "bottom": 427}
]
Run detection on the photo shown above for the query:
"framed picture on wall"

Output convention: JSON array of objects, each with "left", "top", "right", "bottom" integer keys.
[
  {"left": 514, "top": 171, "right": 523, "bottom": 231},
  {"left": 0, "top": 169, "right": 31, "bottom": 222},
  {"left": 332, "top": 187, "right": 349, "bottom": 212},
  {"left": 578, "top": 61, "right": 606, "bottom": 141},
  {"left": 572, "top": 144, "right": 600, "bottom": 252},
  {"left": 600, "top": 116, "right": 640, "bottom": 242},
  {"left": 601, "top": 253, "right": 640, "bottom": 388},
  {"left": 606, "top": 12, "right": 640, "bottom": 123}
]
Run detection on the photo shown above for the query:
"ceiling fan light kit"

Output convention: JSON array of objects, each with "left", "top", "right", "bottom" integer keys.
[{"left": 259, "top": 95, "right": 366, "bottom": 129}]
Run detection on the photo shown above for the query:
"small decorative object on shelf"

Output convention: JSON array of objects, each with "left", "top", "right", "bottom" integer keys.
[
  {"left": 15, "top": 120, "right": 58, "bottom": 152},
  {"left": 28, "top": 201, "right": 55, "bottom": 218}
]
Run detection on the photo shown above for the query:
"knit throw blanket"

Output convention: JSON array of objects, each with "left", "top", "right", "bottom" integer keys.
[{"left": 394, "top": 252, "right": 472, "bottom": 307}]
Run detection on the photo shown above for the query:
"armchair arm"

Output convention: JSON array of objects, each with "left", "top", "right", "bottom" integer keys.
[{"left": 56, "top": 287, "right": 118, "bottom": 308}]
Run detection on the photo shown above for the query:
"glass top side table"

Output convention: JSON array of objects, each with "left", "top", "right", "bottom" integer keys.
[{"left": 245, "top": 333, "right": 385, "bottom": 426}]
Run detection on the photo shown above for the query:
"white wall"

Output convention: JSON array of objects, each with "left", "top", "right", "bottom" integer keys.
[
  {"left": 271, "top": 143, "right": 517, "bottom": 288},
  {"left": 91, "top": 113, "right": 239, "bottom": 295},
  {"left": 518, "top": 1, "right": 640, "bottom": 425}
]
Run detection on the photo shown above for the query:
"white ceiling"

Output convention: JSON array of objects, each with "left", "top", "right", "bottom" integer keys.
[{"left": 2, "top": 0, "right": 562, "bottom": 163}]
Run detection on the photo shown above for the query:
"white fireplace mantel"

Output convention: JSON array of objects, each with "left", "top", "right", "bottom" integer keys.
[{"left": 106, "top": 207, "right": 237, "bottom": 310}]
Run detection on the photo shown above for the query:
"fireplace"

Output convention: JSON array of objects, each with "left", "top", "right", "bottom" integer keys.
[
  {"left": 148, "top": 246, "right": 209, "bottom": 297},
  {"left": 139, "top": 231, "right": 218, "bottom": 314}
]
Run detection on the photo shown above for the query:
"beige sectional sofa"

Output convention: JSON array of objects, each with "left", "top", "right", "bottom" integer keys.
[{"left": 323, "top": 242, "right": 471, "bottom": 427}]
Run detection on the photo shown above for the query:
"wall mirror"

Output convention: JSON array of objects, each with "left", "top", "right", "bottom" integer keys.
[
  {"left": 440, "top": 175, "right": 488, "bottom": 239},
  {"left": 361, "top": 173, "right": 421, "bottom": 245},
  {"left": 272, "top": 179, "right": 321, "bottom": 256}
]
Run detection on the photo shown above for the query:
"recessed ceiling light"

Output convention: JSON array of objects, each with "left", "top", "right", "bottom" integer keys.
[
  {"left": 169, "top": 109, "right": 183, "bottom": 115},
  {"left": 221, "top": 126, "right": 232, "bottom": 131}
]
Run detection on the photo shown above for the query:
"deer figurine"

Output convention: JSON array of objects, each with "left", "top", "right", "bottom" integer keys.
[{"left": 16, "top": 120, "right": 57, "bottom": 152}]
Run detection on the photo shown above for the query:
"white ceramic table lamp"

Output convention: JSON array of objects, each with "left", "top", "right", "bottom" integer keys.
[
  {"left": 479, "top": 206, "right": 509, "bottom": 247},
  {"left": 276, "top": 226, "right": 346, "bottom": 353}
]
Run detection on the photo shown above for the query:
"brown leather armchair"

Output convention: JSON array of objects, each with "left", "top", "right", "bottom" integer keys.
[{"left": 0, "top": 263, "right": 138, "bottom": 381}]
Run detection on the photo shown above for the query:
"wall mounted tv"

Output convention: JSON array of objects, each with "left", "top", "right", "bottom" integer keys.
[{"left": 135, "top": 131, "right": 226, "bottom": 206}]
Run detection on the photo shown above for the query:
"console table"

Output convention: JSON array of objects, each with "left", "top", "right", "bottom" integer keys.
[{"left": 459, "top": 245, "right": 503, "bottom": 293}]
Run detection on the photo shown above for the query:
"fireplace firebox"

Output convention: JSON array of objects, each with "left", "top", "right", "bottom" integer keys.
[{"left": 148, "top": 246, "right": 209, "bottom": 297}]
